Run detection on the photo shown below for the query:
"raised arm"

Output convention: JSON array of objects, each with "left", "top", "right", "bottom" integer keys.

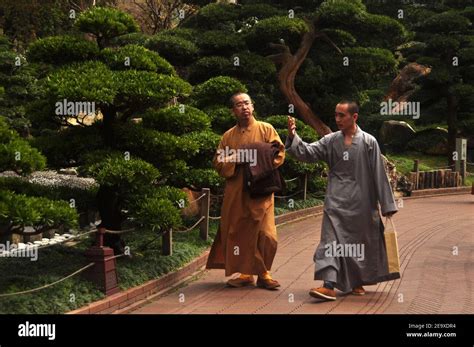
[{"left": 285, "top": 116, "right": 329, "bottom": 163}]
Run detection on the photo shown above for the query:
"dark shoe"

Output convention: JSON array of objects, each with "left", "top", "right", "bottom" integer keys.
[
  {"left": 256, "top": 277, "right": 281, "bottom": 290},
  {"left": 309, "top": 287, "right": 337, "bottom": 301},
  {"left": 226, "top": 276, "right": 255, "bottom": 288},
  {"left": 352, "top": 286, "right": 366, "bottom": 296}
]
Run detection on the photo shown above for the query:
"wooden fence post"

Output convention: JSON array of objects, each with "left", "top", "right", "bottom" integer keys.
[
  {"left": 413, "top": 159, "right": 419, "bottom": 190},
  {"left": 162, "top": 229, "right": 172, "bottom": 256},
  {"left": 200, "top": 188, "right": 210, "bottom": 241},
  {"left": 460, "top": 159, "right": 466, "bottom": 186}
]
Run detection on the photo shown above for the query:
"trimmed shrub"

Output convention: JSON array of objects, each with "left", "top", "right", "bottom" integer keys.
[
  {"left": 0, "top": 176, "right": 98, "bottom": 214},
  {"left": 132, "top": 195, "right": 182, "bottom": 233},
  {"left": 196, "top": 30, "right": 246, "bottom": 56},
  {"left": 114, "top": 124, "right": 199, "bottom": 165},
  {"left": 183, "top": 130, "right": 221, "bottom": 168},
  {"left": 174, "top": 168, "right": 225, "bottom": 193},
  {"left": 188, "top": 56, "right": 230, "bottom": 84},
  {"left": 86, "top": 157, "right": 160, "bottom": 197},
  {"left": 0, "top": 190, "right": 79, "bottom": 235},
  {"left": 188, "top": 3, "right": 241, "bottom": 30},
  {"left": 0, "top": 117, "right": 46, "bottom": 175},
  {"left": 27, "top": 35, "right": 99, "bottom": 65},
  {"left": 142, "top": 105, "right": 210, "bottom": 135},
  {"left": 204, "top": 106, "right": 236, "bottom": 134},
  {"left": 145, "top": 34, "right": 198, "bottom": 66},
  {"left": 114, "top": 70, "right": 192, "bottom": 107},
  {"left": 245, "top": 16, "right": 309, "bottom": 52},
  {"left": 109, "top": 32, "right": 150, "bottom": 47},
  {"left": 191, "top": 76, "right": 247, "bottom": 109},
  {"left": 75, "top": 7, "right": 139, "bottom": 46},
  {"left": 101, "top": 44, "right": 175, "bottom": 74}
]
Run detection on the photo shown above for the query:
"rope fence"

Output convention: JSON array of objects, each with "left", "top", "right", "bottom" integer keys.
[
  {"left": 284, "top": 177, "right": 299, "bottom": 183},
  {"left": 102, "top": 227, "right": 136, "bottom": 235},
  {"left": 175, "top": 216, "right": 205, "bottom": 233},
  {"left": 188, "top": 193, "right": 206, "bottom": 204},
  {"left": 0, "top": 262, "right": 95, "bottom": 298}
]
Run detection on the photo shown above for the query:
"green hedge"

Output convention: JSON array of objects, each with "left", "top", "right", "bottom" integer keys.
[
  {"left": 182, "top": 130, "right": 221, "bottom": 168},
  {"left": 191, "top": 76, "right": 247, "bottom": 109},
  {"left": 188, "top": 56, "right": 230, "bottom": 84},
  {"left": 245, "top": 16, "right": 309, "bottom": 52},
  {"left": 101, "top": 44, "right": 175, "bottom": 74},
  {"left": 170, "top": 168, "right": 224, "bottom": 193},
  {"left": 114, "top": 124, "right": 200, "bottom": 166},
  {"left": 196, "top": 30, "right": 246, "bottom": 56},
  {"left": 0, "top": 190, "right": 79, "bottom": 236},
  {"left": 27, "top": 35, "right": 99, "bottom": 65},
  {"left": 187, "top": 3, "right": 240, "bottom": 30},
  {"left": 0, "top": 117, "right": 46, "bottom": 175},
  {"left": 142, "top": 105, "right": 210, "bottom": 135},
  {"left": 145, "top": 34, "right": 198, "bottom": 66},
  {"left": 110, "top": 32, "right": 150, "bottom": 47},
  {"left": 75, "top": 7, "right": 139, "bottom": 44},
  {"left": 204, "top": 106, "right": 236, "bottom": 134}
]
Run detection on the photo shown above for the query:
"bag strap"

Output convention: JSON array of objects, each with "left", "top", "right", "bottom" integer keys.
[{"left": 385, "top": 216, "right": 396, "bottom": 232}]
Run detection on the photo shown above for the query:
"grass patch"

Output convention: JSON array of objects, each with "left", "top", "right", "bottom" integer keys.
[{"left": 275, "top": 195, "right": 324, "bottom": 215}]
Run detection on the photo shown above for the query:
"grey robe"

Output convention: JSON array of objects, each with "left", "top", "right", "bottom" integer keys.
[{"left": 286, "top": 126, "right": 399, "bottom": 292}]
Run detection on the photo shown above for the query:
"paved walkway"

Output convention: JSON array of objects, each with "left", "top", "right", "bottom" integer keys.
[{"left": 132, "top": 194, "right": 474, "bottom": 314}]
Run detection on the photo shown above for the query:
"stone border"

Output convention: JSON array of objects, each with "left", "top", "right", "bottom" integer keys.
[
  {"left": 68, "top": 187, "right": 471, "bottom": 314},
  {"left": 406, "top": 186, "right": 472, "bottom": 199}
]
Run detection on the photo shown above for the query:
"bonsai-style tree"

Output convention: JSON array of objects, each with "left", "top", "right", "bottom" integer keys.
[
  {"left": 176, "top": 0, "right": 405, "bottom": 136},
  {"left": 25, "top": 7, "right": 223, "bottom": 234}
]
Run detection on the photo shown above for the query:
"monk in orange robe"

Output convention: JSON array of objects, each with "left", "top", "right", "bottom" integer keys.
[{"left": 206, "top": 92, "right": 285, "bottom": 290}]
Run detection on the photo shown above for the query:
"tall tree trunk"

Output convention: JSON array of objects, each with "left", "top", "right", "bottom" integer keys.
[
  {"left": 101, "top": 105, "right": 116, "bottom": 147},
  {"left": 447, "top": 93, "right": 458, "bottom": 167},
  {"left": 267, "top": 20, "right": 335, "bottom": 137}
]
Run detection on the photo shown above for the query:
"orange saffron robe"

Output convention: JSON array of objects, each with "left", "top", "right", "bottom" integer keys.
[{"left": 206, "top": 117, "right": 285, "bottom": 276}]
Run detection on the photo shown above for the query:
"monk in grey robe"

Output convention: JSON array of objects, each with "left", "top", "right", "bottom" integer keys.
[{"left": 285, "top": 100, "right": 398, "bottom": 301}]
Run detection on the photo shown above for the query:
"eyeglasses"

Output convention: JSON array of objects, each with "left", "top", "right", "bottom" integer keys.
[{"left": 233, "top": 101, "right": 253, "bottom": 108}]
